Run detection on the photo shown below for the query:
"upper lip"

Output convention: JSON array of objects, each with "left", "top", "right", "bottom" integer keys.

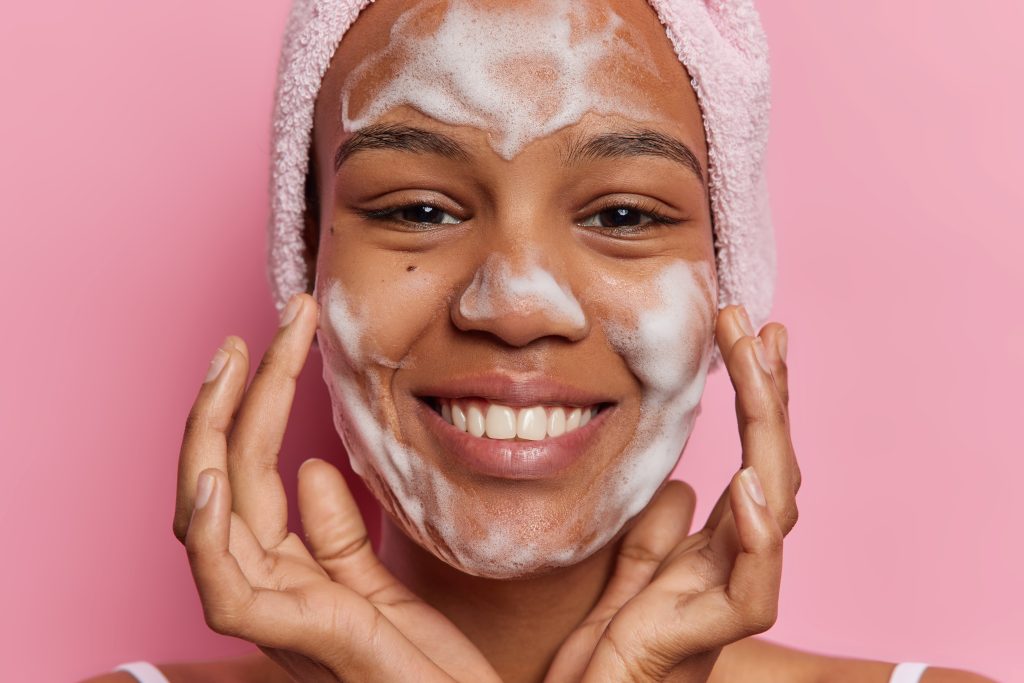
[{"left": 413, "top": 371, "right": 614, "bottom": 407}]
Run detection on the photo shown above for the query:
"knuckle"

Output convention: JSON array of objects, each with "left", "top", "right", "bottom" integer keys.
[
  {"left": 784, "top": 501, "right": 800, "bottom": 533},
  {"left": 183, "top": 408, "right": 209, "bottom": 437},
  {"left": 254, "top": 344, "right": 291, "bottom": 381},
  {"left": 202, "top": 591, "right": 255, "bottom": 636},
  {"left": 172, "top": 511, "right": 188, "bottom": 544},
  {"left": 694, "top": 543, "right": 726, "bottom": 585},
  {"left": 619, "top": 542, "right": 664, "bottom": 567},
  {"left": 202, "top": 603, "right": 238, "bottom": 635},
  {"left": 740, "top": 395, "right": 788, "bottom": 431},
  {"left": 744, "top": 603, "right": 778, "bottom": 634},
  {"left": 728, "top": 595, "right": 778, "bottom": 636}
]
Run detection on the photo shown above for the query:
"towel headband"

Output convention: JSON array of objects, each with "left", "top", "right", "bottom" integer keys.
[{"left": 267, "top": 0, "right": 775, "bottom": 343}]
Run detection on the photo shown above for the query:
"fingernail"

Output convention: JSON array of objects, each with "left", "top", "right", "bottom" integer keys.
[
  {"left": 737, "top": 306, "right": 754, "bottom": 336},
  {"left": 195, "top": 472, "right": 214, "bottom": 510},
  {"left": 740, "top": 467, "right": 767, "bottom": 507},
  {"left": 752, "top": 337, "right": 771, "bottom": 374},
  {"left": 777, "top": 327, "right": 788, "bottom": 363},
  {"left": 203, "top": 342, "right": 230, "bottom": 383},
  {"left": 280, "top": 294, "right": 302, "bottom": 327}
]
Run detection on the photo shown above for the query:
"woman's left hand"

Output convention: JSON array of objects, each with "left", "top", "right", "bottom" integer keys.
[{"left": 546, "top": 305, "right": 800, "bottom": 683}]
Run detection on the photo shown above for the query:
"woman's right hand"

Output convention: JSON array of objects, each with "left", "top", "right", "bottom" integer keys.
[{"left": 171, "top": 293, "right": 501, "bottom": 683}]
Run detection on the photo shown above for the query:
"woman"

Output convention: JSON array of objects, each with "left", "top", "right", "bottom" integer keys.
[{"left": 87, "top": 0, "right": 997, "bottom": 680}]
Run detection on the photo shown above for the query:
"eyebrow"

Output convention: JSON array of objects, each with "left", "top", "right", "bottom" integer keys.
[
  {"left": 334, "top": 123, "right": 470, "bottom": 171},
  {"left": 563, "top": 129, "right": 705, "bottom": 186}
]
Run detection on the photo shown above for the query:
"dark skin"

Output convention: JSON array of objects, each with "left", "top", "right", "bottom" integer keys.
[{"left": 83, "top": 0, "right": 999, "bottom": 680}]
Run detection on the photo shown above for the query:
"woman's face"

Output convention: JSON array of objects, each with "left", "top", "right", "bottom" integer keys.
[{"left": 310, "top": 0, "right": 717, "bottom": 578}]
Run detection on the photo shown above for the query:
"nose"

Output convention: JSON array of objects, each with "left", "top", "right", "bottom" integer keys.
[{"left": 451, "top": 251, "right": 590, "bottom": 347}]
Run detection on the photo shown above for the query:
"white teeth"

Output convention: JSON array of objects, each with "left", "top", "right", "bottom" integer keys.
[
  {"left": 517, "top": 406, "right": 547, "bottom": 441},
  {"left": 547, "top": 407, "right": 566, "bottom": 437},
  {"left": 452, "top": 403, "right": 467, "bottom": 431},
  {"left": 485, "top": 404, "right": 517, "bottom": 439},
  {"left": 467, "top": 405, "right": 486, "bottom": 437},
  {"left": 438, "top": 399, "right": 600, "bottom": 440}
]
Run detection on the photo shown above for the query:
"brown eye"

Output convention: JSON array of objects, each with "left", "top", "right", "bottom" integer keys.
[
  {"left": 396, "top": 205, "right": 460, "bottom": 225},
  {"left": 361, "top": 203, "right": 463, "bottom": 227},
  {"left": 584, "top": 207, "right": 654, "bottom": 228}
]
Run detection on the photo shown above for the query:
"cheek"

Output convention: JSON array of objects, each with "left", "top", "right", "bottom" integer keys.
[
  {"left": 323, "top": 267, "right": 449, "bottom": 365},
  {"left": 594, "top": 259, "right": 718, "bottom": 397}
]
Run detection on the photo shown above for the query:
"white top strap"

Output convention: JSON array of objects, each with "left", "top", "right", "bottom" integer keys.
[
  {"left": 890, "top": 662, "right": 929, "bottom": 683},
  {"left": 113, "top": 661, "right": 171, "bottom": 683}
]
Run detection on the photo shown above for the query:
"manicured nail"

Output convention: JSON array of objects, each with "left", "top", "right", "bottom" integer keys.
[
  {"left": 740, "top": 467, "right": 767, "bottom": 507},
  {"left": 195, "top": 472, "right": 214, "bottom": 510},
  {"left": 777, "top": 327, "right": 788, "bottom": 363},
  {"left": 752, "top": 337, "right": 771, "bottom": 374},
  {"left": 280, "top": 294, "right": 302, "bottom": 327},
  {"left": 737, "top": 306, "right": 754, "bottom": 336},
  {"left": 203, "top": 342, "right": 230, "bottom": 383}
]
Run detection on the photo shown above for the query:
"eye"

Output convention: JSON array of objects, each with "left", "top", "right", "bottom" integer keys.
[
  {"left": 360, "top": 203, "right": 462, "bottom": 227},
  {"left": 579, "top": 207, "right": 655, "bottom": 229},
  {"left": 577, "top": 201, "right": 681, "bottom": 235}
]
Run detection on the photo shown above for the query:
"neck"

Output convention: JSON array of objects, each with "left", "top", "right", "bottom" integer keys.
[{"left": 378, "top": 513, "right": 619, "bottom": 683}]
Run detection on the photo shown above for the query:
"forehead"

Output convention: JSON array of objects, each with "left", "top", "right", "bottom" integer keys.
[{"left": 314, "top": 0, "right": 706, "bottom": 163}]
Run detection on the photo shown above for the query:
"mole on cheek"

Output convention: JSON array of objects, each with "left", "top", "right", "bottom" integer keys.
[{"left": 406, "top": 265, "right": 417, "bottom": 272}]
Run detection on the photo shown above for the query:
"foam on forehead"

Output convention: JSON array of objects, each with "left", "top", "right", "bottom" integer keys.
[{"left": 341, "top": 0, "right": 656, "bottom": 159}]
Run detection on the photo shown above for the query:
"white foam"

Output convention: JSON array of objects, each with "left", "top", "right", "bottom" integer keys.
[
  {"left": 341, "top": 0, "right": 655, "bottom": 159},
  {"left": 458, "top": 253, "right": 586, "bottom": 330},
  {"left": 315, "top": 259, "right": 717, "bottom": 579},
  {"left": 595, "top": 261, "right": 717, "bottom": 544}
]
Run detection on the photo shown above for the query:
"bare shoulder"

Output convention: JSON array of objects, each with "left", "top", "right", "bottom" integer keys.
[
  {"left": 77, "top": 652, "right": 290, "bottom": 683},
  {"left": 711, "top": 637, "right": 1001, "bottom": 683}
]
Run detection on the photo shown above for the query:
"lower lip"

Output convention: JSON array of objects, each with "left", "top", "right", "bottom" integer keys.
[{"left": 416, "top": 401, "right": 611, "bottom": 480}]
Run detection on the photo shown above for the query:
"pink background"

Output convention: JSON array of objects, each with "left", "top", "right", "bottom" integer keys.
[{"left": 1, "top": 2, "right": 1020, "bottom": 681}]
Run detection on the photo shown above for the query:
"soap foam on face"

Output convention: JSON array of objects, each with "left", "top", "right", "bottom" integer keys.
[
  {"left": 316, "top": 259, "right": 716, "bottom": 579},
  {"left": 341, "top": 0, "right": 656, "bottom": 159},
  {"left": 459, "top": 253, "right": 586, "bottom": 329}
]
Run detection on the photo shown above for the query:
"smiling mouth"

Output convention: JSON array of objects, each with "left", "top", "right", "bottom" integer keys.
[{"left": 423, "top": 398, "right": 607, "bottom": 441}]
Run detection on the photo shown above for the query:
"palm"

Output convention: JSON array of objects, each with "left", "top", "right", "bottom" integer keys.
[
  {"left": 226, "top": 505, "right": 499, "bottom": 683},
  {"left": 175, "top": 296, "right": 499, "bottom": 683}
]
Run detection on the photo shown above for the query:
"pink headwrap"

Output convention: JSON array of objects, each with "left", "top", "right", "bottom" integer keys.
[{"left": 267, "top": 0, "right": 775, "bottom": 335}]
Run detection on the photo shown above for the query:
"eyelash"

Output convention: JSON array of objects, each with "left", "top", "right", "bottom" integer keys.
[{"left": 358, "top": 199, "right": 682, "bottom": 235}]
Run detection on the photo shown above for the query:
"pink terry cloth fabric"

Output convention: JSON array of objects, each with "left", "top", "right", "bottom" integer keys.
[{"left": 267, "top": 0, "right": 775, "bottom": 347}]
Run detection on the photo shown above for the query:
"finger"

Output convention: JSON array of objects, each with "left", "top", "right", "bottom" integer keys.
[
  {"left": 669, "top": 467, "right": 784, "bottom": 652},
  {"left": 722, "top": 466, "right": 783, "bottom": 626},
  {"left": 714, "top": 304, "right": 755, "bottom": 364},
  {"left": 173, "top": 336, "right": 250, "bottom": 543},
  {"left": 545, "top": 481, "right": 696, "bottom": 683},
  {"left": 228, "top": 293, "right": 319, "bottom": 548},
  {"left": 758, "top": 323, "right": 800, "bottom": 497},
  {"left": 600, "top": 480, "right": 697, "bottom": 615},
  {"left": 718, "top": 323, "right": 799, "bottom": 535},
  {"left": 189, "top": 470, "right": 455, "bottom": 683},
  {"left": 298, "top": 457, "right": 398, "bottom": 597},
  {"left": 757, "top": 322, "right": 790, "bottom": 412},
  {"left": 184, "top": 468, "right": 309, "bottom": 650},
  {"left": 584, "top": 469, "right": 783, "bottom": 682}
]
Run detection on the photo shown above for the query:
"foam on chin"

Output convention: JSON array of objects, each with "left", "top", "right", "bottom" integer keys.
[
  {"left": 340, "top": 0, "right": 655, "bottom": 159},
  {"left": 316, "top": 259, "right": 715, "bottom": 579}
]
